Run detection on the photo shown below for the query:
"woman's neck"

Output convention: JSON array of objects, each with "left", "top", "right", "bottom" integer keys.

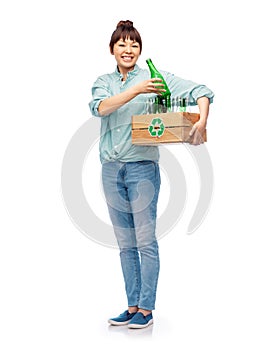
[{"left": 118, "top": 65, "right": 135, "bottom": 81}]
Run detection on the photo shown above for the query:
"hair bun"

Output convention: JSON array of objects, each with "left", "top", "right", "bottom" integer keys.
[{"left": 116, "top": 20, "right": 133, "bottom": 28}]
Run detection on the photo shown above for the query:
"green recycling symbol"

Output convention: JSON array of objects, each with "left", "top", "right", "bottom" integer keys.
[{"left": 148, "top": 117, "right": 165, "bottom": 137}]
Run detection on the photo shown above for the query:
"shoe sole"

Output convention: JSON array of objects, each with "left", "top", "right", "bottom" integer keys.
[
  {"left": 108, "top": 319, "right": 130, "bottom": 326},
  {"left": 128, "top": 319, "right": 153, "bottom": 329}
]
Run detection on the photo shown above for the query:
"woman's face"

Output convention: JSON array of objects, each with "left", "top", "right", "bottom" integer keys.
[{"left": 112, "top": 37, "right": 141, "bottom": 74}]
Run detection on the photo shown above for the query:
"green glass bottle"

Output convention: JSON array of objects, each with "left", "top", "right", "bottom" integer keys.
[
  {"left": 178, "top": 97, "right": 186, "bottom": 112},
  {"left": 146, "top": 58, "right": 171, "bottom": 110}
]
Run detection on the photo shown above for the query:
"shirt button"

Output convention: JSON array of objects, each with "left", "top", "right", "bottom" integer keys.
[{"left": 116, "top": 128, "right": 120, "bottom": 132}]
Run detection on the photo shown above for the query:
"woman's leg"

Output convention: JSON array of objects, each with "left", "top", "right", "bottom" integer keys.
[
  {"left": 124, "top": 161, "right": 161, "bottom": 311},
  {"left": 102, "top": 161, "right": 141, "bottom": 307}
]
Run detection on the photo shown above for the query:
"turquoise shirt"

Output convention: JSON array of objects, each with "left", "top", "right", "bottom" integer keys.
[{"left": 89, "top": 64, "right": 214, "bottom": 163}]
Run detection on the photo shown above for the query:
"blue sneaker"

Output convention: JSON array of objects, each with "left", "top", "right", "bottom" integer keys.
[
  {"left": 128, "top": 312, "right": 153, "bottom": 329},
  {"left": 108, "top": 310, "right": 137, "bottom": 326}
]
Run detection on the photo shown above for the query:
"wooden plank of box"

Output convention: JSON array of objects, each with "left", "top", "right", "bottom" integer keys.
[{"left": 131, "top": 112, "right": 207, "bottom": 145}]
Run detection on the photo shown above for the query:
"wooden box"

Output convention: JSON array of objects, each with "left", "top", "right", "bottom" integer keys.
[{"left": 131, "top": 112, "right": 206, "bottom": 145}]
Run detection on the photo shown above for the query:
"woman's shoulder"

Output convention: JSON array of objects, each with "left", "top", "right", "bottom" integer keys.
[
  {"left": 96, "top": 71, "right": 116, "bottom": 81},
  {"left": 91, "top": 71, "right": 118, "bottom": 89}
]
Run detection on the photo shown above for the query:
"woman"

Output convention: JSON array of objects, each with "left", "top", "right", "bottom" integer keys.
[{"left": 89, "top": 20, "right": 214, "bottom": 329}]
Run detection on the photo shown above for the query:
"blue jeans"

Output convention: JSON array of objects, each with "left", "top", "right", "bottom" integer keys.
[{"left": 102, "top": 161, "right": 161, "bottom": 310}]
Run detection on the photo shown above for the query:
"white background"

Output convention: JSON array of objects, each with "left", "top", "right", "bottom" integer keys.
[{"left": 1, "top": 0, "right": 275, "bottom": 348}]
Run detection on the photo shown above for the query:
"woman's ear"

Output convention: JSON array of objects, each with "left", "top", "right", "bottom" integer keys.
[{"left": 109, "top": 46, "right": 114, "bottom": 55}]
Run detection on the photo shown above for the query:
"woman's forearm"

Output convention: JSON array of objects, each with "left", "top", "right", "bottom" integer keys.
[
  {"left": 98, "top": 85, "right": 140, "bottom": 116},
  {"left": 97, "top": 78, "right": 165, "bottom": 116},
  {"left": 197, "top": 96, "right": 210, "bottom": 125}
]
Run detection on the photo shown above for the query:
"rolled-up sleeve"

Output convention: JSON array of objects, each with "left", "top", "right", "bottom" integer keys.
[
  {"left": 88, "top": 75, "right": 111, "bottom": 117},
  {"left": 163, "top": 71, "right": 214, "bottom": 106},
  {"left": 189, "top": 84, "right": 214, "bottom": 104}
]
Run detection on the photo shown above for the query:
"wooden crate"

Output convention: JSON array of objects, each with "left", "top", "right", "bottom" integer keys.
[{"left": 132, "top": 112, "right": 206, "bottom": 145}]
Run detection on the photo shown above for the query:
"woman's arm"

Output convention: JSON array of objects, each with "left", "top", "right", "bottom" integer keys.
[
  {"left": 98, "top": 78, "right": 165, "bottom": 116},
  {"left": 189, "top": 96, "right": 210, "bottom": 145},
  {"left": 197, "top": 96, "right": 210, "bottom": 125}
]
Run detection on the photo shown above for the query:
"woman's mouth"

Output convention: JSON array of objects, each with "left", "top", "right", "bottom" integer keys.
[{"left": 122, "top": 56, "right": 133, "bottom": 62}]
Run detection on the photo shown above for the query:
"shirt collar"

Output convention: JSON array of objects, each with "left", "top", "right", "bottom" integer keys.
[{"left": 115, "top": 64, "right": 141, "bottom": 80}]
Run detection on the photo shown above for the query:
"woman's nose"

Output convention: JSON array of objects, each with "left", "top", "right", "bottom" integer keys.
[{"left": 125, "top": 45, "right": 132, "bottom": 53}]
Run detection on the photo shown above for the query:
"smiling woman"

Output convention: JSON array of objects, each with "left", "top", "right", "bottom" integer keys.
[{"left": 88, "top": 19, "right": 214, "bottom": 329}]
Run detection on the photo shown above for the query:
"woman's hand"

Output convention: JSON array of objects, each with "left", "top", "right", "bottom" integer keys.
[
  {"left": 189, "top": 120, "right": 206, "bottom": 145},
  {"left": 133, "top": 78, "right": 166, "bottom": 95}
]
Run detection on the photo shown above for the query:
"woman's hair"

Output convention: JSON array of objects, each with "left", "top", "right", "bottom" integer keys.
[{"left": 109, "top": 20, "right": 142, "bottom": 54}]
